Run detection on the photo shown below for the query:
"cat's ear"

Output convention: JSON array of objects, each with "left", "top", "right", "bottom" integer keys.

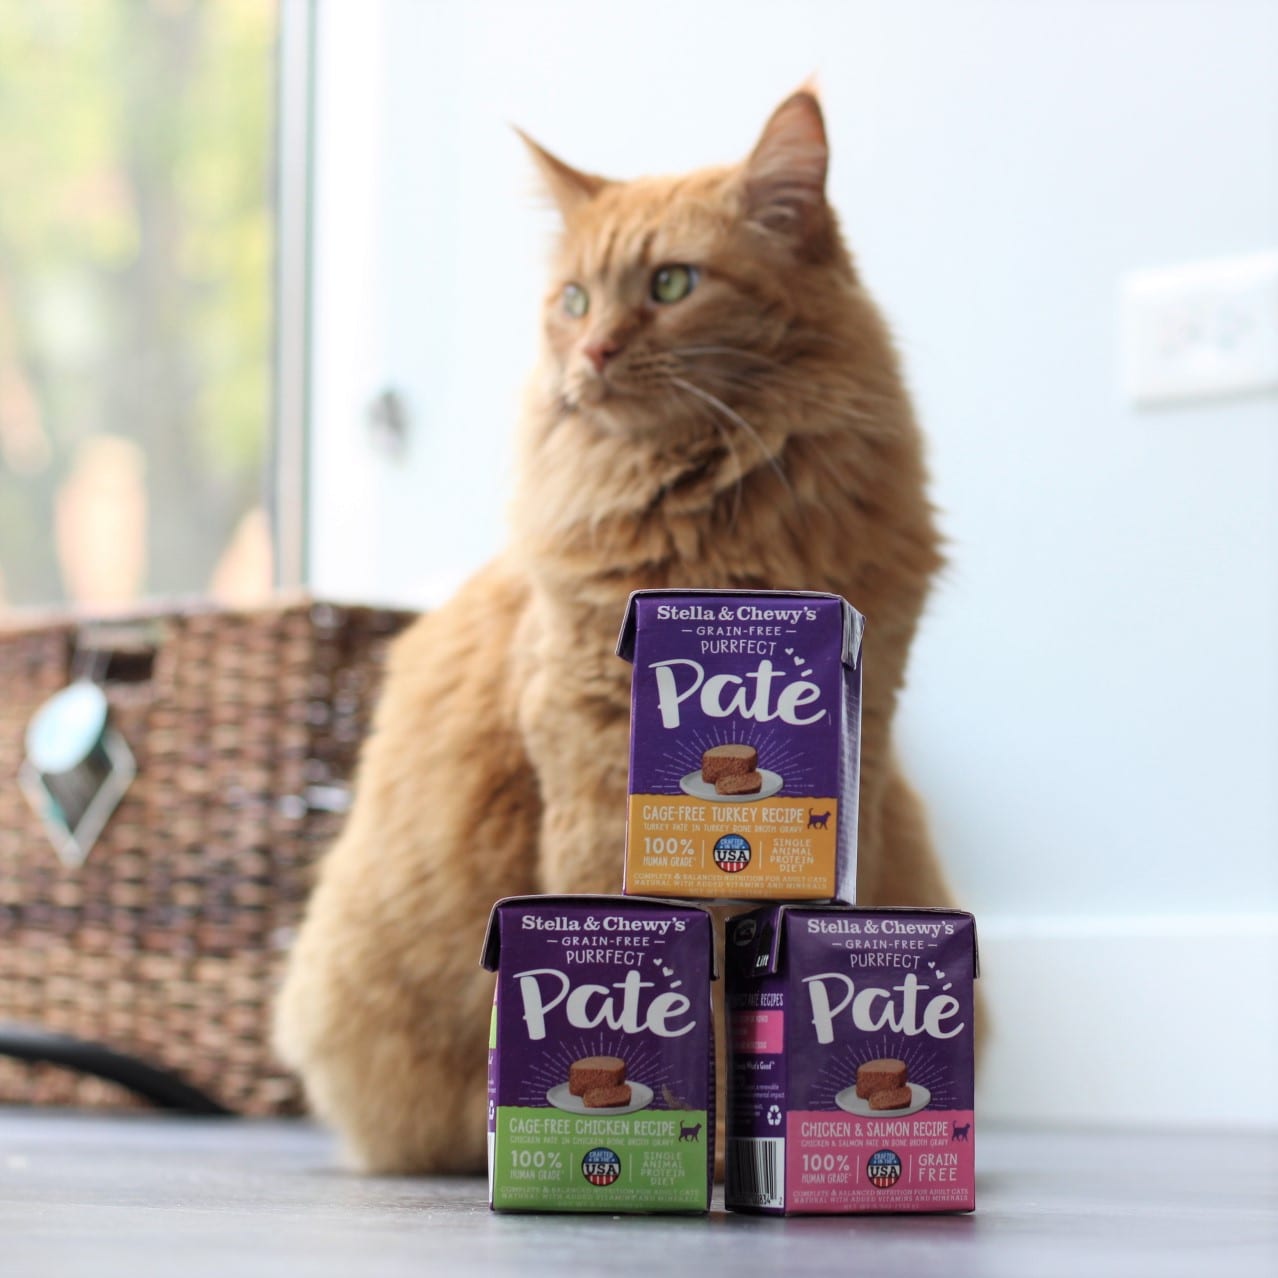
[
  {"left": 742, "top": 91, "right": 832, "bottom": 254},
  {"left": 514, "top": 128, "right": 609, "bottom": 220}
]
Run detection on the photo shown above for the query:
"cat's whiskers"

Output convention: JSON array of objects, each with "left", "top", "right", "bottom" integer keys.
[
  {"left": 698, "top": 402, "right": 746, "bottom": 530},
  {"left": 671, "top": 344, "right": 783, "bottom": 366},
  {"left": 674, "top": 341, "right": 905, "bottom": 411},
  {"left": 667, "top": 376, "right": 797, "bottom": 505},
  {"left": 726, "top": 432, "right": 747, "bottom": 528},
  {"left": 676, "top": 361, "right": 899, "bottom": 437},
  {"left": 648, "top": 388, "right": 747, "bottom": 531}
]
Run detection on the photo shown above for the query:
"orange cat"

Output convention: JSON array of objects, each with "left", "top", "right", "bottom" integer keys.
[{"left": 275, "top": 91, "right": 958, "bottom": 1173}]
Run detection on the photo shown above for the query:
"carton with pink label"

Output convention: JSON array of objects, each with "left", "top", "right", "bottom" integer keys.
[{"left": 725, "top": 904, "right": 979, "bottom": 1214}]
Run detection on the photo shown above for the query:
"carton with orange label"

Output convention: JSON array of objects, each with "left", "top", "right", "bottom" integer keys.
[{"left": 617, "top": 590, "right": 864, "bottom": 902}]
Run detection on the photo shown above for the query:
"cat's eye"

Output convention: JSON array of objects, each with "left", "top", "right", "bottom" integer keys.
[
  {"left": 562, "top": 283, "right": 589, "bottom": 318},
  {"left": 651, "top": 265, "right": 698, "bottom": 304}
]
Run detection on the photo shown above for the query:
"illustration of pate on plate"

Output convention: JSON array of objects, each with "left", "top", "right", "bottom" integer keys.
[
  {"left": 545, "top": 1056, "right": 654, "bottom": 1116},
  {"left": 834, "top": 1058, "right": 932, "bottom": 1119},
  {"left": 678, "top": 745, "right": 784, "bottom": 803}
]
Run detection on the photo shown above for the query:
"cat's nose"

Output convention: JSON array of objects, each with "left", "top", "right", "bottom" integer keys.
[{"left": 583, "top": 338, "right": 621, "bottom": 373}]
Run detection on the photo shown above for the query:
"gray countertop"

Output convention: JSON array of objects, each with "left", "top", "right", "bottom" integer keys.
[{"left": 1, "top": 1108, "right": 1273, "bottom": 1277}]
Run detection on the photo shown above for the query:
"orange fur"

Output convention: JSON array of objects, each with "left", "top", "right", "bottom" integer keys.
[{"left": 275, "top": 92, "right": 960, "bottom": 1174}]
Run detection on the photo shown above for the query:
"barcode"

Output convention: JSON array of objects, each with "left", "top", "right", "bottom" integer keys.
[{"left": 727, "top": 1137, "right": 785, "bottom": 1209}]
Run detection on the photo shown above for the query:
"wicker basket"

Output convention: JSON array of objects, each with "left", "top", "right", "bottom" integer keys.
[{"left": 0, "top": 597, "right": 415, "bottom": 1114}]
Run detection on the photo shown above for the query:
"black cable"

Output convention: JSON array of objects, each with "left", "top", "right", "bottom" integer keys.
[{"left": 0, "top": 1021, "right": 233, "bottom": 1116}]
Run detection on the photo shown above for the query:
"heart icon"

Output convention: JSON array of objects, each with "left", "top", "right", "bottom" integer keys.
[
  {"left": 793, "top": 656, "right": 804, "bottom": 667},
  {"left": 661, "top": 965, "right": 674, "bottom": 977},
  {"left": 784, "top": 648, "right": 794, "bottom": 655},
  {"left": 936, "top": 971, "right": 946, "bottom": 980},
  {"left": 926, "top": 961, "right": 935, "bottom": 968}
]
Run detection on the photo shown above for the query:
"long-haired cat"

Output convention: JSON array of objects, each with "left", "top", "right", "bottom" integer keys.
[{"left": 275, "top": 91, "right": 959, "bottom": 1173}]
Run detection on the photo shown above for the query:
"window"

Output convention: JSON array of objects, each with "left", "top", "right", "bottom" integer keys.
[{"left": 0, "top": 0, "right": 278, "bottom": 611}]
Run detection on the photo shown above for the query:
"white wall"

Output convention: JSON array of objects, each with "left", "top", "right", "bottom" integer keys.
[{"left": 308, "top": 0, "right": 1278, "bottom": 1125}]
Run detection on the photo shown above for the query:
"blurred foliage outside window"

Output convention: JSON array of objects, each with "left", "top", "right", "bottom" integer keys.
[{"left": 0, "top": 0, "right": 277, "bottom": 613}]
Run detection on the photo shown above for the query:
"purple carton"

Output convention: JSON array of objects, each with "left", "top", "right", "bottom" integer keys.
[
  {"left": 617, "top": 589, "right": 864, "bottom": 902},
  {"left": 725, "top": 904, "right": 979, "bottom": 1214},
  {"left": 481, "top": 896, "right": 716, "bottom": 1213}
]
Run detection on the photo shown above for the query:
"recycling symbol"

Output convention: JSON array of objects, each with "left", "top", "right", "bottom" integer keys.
[{"left": 766, "top": 1104, "right": 782, "bottom": 1128}]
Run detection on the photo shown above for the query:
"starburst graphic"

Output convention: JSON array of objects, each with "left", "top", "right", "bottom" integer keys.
[
  {"left": 648, "top": 723, "right": 818, "bottom": 797},
  {"left": 516, "top": 1032, "right": 689, "bottom": 1111},
  {"left": 808, "top": 1034, "right": 959, "bottom": 1112}
]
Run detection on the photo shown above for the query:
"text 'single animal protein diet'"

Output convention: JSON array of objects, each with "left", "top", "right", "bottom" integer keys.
[
  {"left": 725, "top": 905, "right": 979, "bottom": 1214},
  {"left": 481, "top": 896, "right": 716, "bottom": 1213},
  {"left": 617, "top": 590, "right": 864, "bottom": 901}
]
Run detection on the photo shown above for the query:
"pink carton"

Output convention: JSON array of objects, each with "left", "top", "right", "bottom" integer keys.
[{"left": 725, "top": 904, "right": 979, "bottom": 1214}]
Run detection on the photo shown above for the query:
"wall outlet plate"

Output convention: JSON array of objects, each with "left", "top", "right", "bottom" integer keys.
[{"left": 1120, "top": 251, "right": 1278, "bottom": 406}]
